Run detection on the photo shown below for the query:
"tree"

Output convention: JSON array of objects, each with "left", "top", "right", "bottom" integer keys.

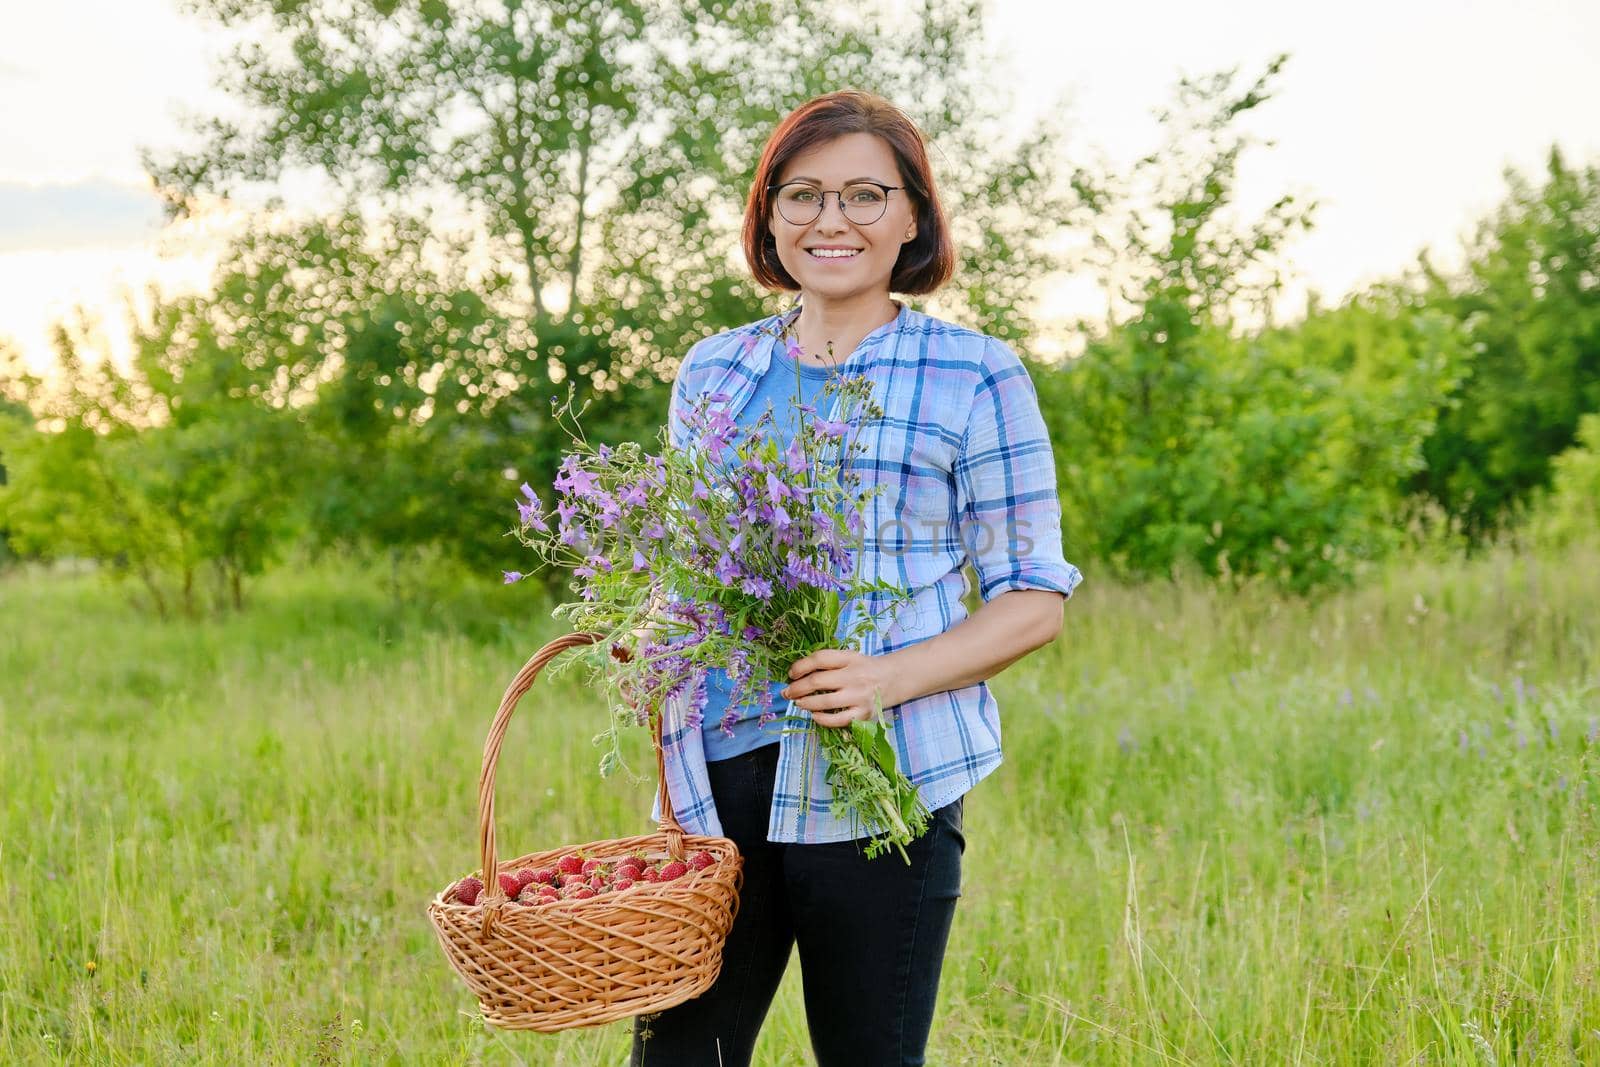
[
  {"left": 1036, "top": 57, "right": 1463, "bottom": 591},
  {"left": 0, "top": 305, "right": 303, "bottom": 616},
  {"left": 1410, "top": 147, "right": 1600, "bottom": 539}
]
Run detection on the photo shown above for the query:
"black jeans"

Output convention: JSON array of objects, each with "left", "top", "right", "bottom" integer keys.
[{"left": 629, "top": 741, "right": 965, "bottom": 1067}]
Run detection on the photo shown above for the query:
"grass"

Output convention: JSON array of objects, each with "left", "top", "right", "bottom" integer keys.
[{"left": 2, "top": 540, "right": 1598, "bottom": 1064}]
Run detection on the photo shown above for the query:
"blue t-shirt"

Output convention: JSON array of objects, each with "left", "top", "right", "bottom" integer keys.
[{"left": 701, "top": 343, "right": 834, "bottom": 762}]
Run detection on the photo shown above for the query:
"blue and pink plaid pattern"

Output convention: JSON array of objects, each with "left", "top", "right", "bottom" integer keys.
[{"left": 650, "top": 300, "right": 1083, "bottom": 843}]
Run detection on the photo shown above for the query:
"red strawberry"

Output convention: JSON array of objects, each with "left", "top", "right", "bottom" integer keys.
[
  {"left": 588, "top": 874, "right": 609, "bottom": 892},
  {"left": 613, "top": 878, "right": 635, "bottom": 891},
  {"left": 641, "top": 866, "right": 660, "bottom": 883},
  {"left": 687, "top": 851, "right": 715, "bottom": 871},
  {"left": 570, "top": 886, "right": 596, "bottom": 900},
  {"left": 497, "top": 873, "right": 523, "bottom": 897},
  {"left": 530, "top": 867, "right": 557, "bottom": 885},
  {"left": 581, "top": 858, "right": 605, "bottom": 876},
  {"left": 514, "top": 868, "right": 539, "bottom": 889},
  {"left": 616, "top": 858, "right": 644, "bottom": 876},
  {"left": 659, "top": 861, "right": 688, "bottom": 881},
  {"left": 453, "top": 876, "right": 483, "bottom": 905},
  {"left": 557, "top": 855, "right": 585, "bottom": 876}
]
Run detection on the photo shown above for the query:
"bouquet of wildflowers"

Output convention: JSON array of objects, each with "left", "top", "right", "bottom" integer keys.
[{"left": 506, "top": 361, "right": 931, "bottom": 861}]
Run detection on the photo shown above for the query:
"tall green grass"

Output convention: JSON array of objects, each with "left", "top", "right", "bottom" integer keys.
[{"left": 2, "top": 542, "right": 1597, "bottom": 1064}]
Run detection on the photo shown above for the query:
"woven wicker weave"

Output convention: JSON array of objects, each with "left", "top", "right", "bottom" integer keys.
[{"left": 427, "top": 632, "right": 744, "bottom": 1031}]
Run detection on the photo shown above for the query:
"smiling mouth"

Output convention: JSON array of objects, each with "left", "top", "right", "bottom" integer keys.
[{"left": 807, "top": 249, "right": 861, "bottom": 260}]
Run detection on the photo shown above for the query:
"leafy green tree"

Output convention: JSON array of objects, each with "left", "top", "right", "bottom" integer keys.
[
  {"left": 1037, "top": 57, "right": 1463, "bottom": 591},
  {"left": 1410, "top": 147, "right": 1600, "bottom": 539},
  {"left": 1529, "top": 412, "right": 1600, "bottom": 547},
  {"left": 0, "top": 308, "right": 302, "bottom": 616},
  {"left": 0, "top": 340, "right": 35, "bottom": 565}
]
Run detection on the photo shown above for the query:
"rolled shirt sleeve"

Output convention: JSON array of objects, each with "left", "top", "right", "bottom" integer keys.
[{"left": 953, "top": 337, "right": 1084, "bottom": 602}]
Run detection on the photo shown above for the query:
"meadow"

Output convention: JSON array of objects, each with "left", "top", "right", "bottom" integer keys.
[{"left": 2, "top": 541, "right": 1597, "bottom": 1065}]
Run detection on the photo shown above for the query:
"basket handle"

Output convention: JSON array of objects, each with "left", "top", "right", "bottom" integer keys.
[{"left": 477, "top": 632, "right": 685, "bottom": 901}]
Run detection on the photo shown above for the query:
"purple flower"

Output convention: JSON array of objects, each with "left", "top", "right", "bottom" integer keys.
[
  {"left": 632, "top": 548, "right": 651, "bottom": 572},
  {"left": 516, "top": 500, "right": 549, "bottom": 531},
  {"left": 784, "top": 438, "right": 807, "bottom": 475},
  {"left": 691, "top": 478, "right": 710, "bottom": 501},
  {"left": 714, "top": 554, "right": 742, "bottom": 585},
  {"left": 554, "top": 457, "right": 599, "bottom": 498},
  {"left": 594, "top": 493, "right": 621, "bottom": 529},
  {"left": 685, "top": 672, "right": 708, "bottom": 730},
  {"left": 765, "top": 470, "right": 792, "bottom": 505},
  {"left": 502, "top": 571, "right": 525, "bottom": 584},
  {"left": 620, "top": 482, "right": 649, "bottom": 507},
  {"left": 815, "top": 418, "right": 850, "bottom": 438},
  {"left": 739, "top": 575, "right": 774, "bottom": 600}
]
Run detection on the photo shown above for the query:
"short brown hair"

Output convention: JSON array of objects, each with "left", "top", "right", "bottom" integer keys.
[{"left": 742, "top": 90, "right": 956, "bottom": 296}]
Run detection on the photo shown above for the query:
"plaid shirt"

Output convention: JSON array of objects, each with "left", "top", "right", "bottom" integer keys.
[{"left": 650, "top": 300, "right": 1083, "bottom": 843}]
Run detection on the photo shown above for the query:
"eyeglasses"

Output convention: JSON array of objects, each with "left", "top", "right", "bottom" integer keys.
[{"left": 767, "top": 180, "right": 905, "bottom": 226}]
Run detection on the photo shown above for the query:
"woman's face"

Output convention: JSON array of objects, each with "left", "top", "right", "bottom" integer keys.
[{"left": 768, "top": 132, "right": 918, "bottom": 304}]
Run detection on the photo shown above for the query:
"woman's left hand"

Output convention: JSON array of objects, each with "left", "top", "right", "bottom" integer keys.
[{"left": 781, "top": 648, "right": 905, "bottom": 728}]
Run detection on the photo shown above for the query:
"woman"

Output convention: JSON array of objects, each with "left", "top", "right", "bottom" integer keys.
[{"left": 631, "top": 89, "right": 1082, "bottom": 1067}]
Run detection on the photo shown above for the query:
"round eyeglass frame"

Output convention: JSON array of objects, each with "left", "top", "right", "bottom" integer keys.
[{"left": 766, "top": 180, "right": 907, "bottom": 226}]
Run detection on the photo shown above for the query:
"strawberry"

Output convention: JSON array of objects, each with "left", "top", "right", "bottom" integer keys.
[
  {"left": 530, "top": 867, "right": 557, "bottom": 885},
  {"left": 497, "top": 873, "right": 523, "bottom": 897},
  {"left": 615, "top": 858, "right": 644, "bottom": 877},
  {"left": 453, "top": 876, "right": 484, "bottom": 905},
  {"left": 641, "top": 866, "right": 660, "bottom": 883},
  {"left": 688, "top": 851, "right": 715, "bottom": 871},
  {"left": 659, "top": 861, "right": 688, "bottom": 881},
  {"left": 613, "top": 878, "right": 635, "bottom": 891},
  {"left": 581, "top": 858, "right": 605, "bottom": 876},
  {"left": 514, "top": 868, "right": 539, "bottom": 889},
  {"left": 588, "top": 874, "right": 609, "bottom": 892},
  {"left": 557, "top": 855, "right": 585, "bottom": 876},
  {"left": 570, "top": 886, "right": 596, "bottom": 900}
]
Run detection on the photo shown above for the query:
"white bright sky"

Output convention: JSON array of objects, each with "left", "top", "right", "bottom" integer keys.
[{"left": 2, "top": 0, "right": 1598, "bottom": 373}]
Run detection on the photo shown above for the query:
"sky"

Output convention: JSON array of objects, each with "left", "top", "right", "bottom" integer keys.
[{"left": 2, "top": 0, "right": 1598, "bottom": 374}]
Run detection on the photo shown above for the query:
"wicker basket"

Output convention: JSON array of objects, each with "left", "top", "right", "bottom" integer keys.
[{"left": 427, "top": 632, "right": 744, "bottom": 1031}]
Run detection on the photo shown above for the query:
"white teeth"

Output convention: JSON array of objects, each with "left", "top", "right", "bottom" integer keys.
[{"left": 809, "top": 248, "right": 859, "bottom": 259}]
